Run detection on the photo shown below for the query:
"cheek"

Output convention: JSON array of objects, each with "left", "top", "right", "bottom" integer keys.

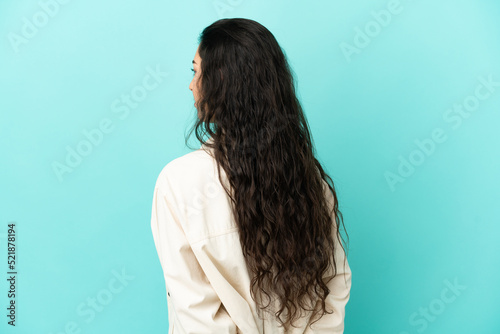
[{"left": 194, "top": 78, "right": 200, "bottom": 92}]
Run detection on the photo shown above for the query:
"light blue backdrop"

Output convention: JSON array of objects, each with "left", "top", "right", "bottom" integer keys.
[{"left": 1, "top": 0, "right": 499, "bottom": 333}]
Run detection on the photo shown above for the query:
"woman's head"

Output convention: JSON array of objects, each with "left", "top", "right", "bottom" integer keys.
[
  {"left": 189, "top": 18, "right": 293, "bottom": 126},
  {"left": 189, "top": 45, "right": 202, "bottom": 119},
  {"left": 185, "top": 18, "right": 348, "bottom": 330}
]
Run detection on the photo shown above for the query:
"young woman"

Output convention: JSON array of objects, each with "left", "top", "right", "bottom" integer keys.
[{"left": 151, "top": 18, "right": 352, "bottom": 334}]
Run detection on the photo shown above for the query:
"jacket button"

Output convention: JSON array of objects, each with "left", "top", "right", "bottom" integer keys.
[{"left": 168, "top": 292, "right": 170, "bottom": 296}]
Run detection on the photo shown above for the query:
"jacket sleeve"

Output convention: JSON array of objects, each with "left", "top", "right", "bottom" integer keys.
[
  {"left": 151, "top": 173, "right": 238, "bottom": 334},
  {"left": 309, "top": 182, "right": 352, "bottom": 333},
  {"left": 311, "top": 234, "right": 352, "bottom": 333}
]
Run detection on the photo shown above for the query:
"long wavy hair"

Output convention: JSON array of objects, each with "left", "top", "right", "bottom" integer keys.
[{"left": 185, "top": 18, "right": 349, "bottom": 330}]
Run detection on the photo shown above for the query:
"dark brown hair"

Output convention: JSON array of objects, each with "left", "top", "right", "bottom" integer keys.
[{"left": 185, "top": 18, "right": 348, "bottom": 330}]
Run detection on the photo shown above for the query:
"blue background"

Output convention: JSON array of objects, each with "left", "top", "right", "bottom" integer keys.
[{"left": 1, "top": 0, "right": 499, "bottom": 333}]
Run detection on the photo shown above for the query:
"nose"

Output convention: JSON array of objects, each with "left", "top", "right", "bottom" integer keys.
[{"left": 189, "top": 78, "right": 193, "bottom": 91}]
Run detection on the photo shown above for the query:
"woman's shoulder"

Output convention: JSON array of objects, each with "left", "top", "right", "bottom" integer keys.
[{"left": 155, "top": 145, "right": 219, "bottom": 193}]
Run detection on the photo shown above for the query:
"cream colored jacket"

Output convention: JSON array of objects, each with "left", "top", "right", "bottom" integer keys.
[{"left": 151, "top": 138, "right": 352, "bottom": 334}]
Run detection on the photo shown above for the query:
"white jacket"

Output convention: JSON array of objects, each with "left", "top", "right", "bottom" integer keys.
[{"left": 151, "top": 137, "right": 352, "bottom": 334}]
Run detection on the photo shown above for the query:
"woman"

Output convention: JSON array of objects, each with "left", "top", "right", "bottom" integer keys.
[{"left": 151, "top": 18, "right": 352, "bottom": 334}]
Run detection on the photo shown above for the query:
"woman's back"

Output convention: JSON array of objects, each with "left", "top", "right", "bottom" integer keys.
[
  {"left": 151, "top": 139, "right": 351, "bottom": 333},
  {"left": 152, "top": 17, "right": 351, "bottom": 333}
]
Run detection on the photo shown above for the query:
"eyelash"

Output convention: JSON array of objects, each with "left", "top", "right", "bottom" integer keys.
[{"left": 191, "top": 68, "right": 196, "bottom": 76}]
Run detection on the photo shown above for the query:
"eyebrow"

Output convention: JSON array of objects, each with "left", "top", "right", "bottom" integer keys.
[{"left": 192, "top": 60, "right": 196, "bottom": 64}]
